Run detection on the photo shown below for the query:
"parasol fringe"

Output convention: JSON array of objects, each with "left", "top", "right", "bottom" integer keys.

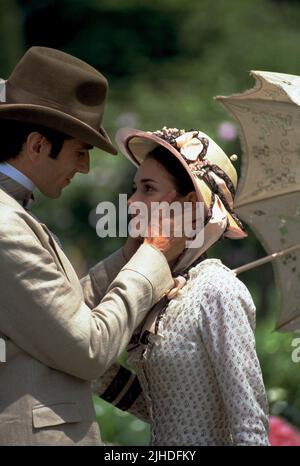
[{"left": 233, "top": 243, "right": 300, "bottom": 274}]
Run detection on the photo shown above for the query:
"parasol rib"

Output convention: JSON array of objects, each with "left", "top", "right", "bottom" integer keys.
[{"left": 234, "top": 243, "right": 300, "bottom": 274}]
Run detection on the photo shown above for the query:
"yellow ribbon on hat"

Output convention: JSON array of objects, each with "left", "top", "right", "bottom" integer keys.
[
  {"left": 175, "top": 131, "right": 205, "bottom": 161},
  {"left": 171, "top": 129, "right": 246, "bottom": 241}
]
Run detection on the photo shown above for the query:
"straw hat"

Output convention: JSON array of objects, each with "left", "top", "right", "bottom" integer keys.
[{"left": 116, "top": 126, "right": 246, "bottom": 239}]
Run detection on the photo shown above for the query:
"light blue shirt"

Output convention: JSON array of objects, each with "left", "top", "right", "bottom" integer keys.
[{"left": 0, "top": 162, "right": 35, "bottom": 191}]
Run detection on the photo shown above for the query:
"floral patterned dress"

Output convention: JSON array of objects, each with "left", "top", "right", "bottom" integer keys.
[{"left": 125, "top": 258, "right": 270, "bottom": 446}]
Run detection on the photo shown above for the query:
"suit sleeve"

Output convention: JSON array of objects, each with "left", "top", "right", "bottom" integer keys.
[
  {"left": 0, "top": 217, "right": 174, "bottom": 381},
  {"left": 80, "top": 248, "right": 127, "bottom": 308}
]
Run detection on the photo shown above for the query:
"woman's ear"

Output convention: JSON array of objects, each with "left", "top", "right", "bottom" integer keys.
[
  {"left": 186, "top": 191, "right": 197, "bottom": 204},
  {"left": 185, "top": 192, "right": 198, "bottom": 222}
]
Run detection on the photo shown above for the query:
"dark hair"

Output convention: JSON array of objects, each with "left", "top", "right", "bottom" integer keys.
[
  {"left": 147, "top": 145, "right": 195, "bottom": 196},
  {"left": 0, "top": 119, "right": 72, "bottom": 162}
]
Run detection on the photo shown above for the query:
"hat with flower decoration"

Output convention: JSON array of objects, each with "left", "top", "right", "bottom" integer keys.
[{"left": 116, "top": 127, "right": 246, "bottom": 254}]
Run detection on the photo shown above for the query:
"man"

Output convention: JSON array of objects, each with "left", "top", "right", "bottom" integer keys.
[{"left": 0, "top": 47, "right": 183, "bottom": 445}]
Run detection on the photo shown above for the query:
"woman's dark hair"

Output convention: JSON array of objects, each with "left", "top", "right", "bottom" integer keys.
[
  {"left": 147, "top": 145, "right": 195, "bottom": 196},
  {"left": 0, "top": 119, "right": 72, "bottom": 162}
]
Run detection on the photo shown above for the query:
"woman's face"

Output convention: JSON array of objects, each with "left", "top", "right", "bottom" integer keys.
[
  {"left": 129, "top": 157, "right": 178, "bottom": 209},
  {"left": 128, "top": 156, "right": 198, "bottom": 241}
]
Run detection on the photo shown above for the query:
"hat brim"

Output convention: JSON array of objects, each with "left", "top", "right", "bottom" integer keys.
[
  {"left": 116, "top": 127, "right": 244, "bottom": 239},
  {"left": 0, "top": 103, "right": 117, "bottom": 155},
  {"left": 116, "top": 127, "right": 213, "bottom": 207}
]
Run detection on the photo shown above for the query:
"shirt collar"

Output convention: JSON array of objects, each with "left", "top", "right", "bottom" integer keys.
[{"left": 0, "top": 162, "right": 35, "bottom": 191}]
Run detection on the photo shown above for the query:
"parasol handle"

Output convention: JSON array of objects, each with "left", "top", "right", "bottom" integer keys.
[{"left": 233, "top": 243, "right": 300, "bottom": 275}]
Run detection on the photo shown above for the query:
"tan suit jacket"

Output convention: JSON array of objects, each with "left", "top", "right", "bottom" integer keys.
[{"left": 0, "top": 188, "right": 173, "bottom": 445}]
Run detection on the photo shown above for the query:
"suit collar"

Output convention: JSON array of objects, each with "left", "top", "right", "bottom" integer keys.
[
  {"left": 0, "top": 182, "right": 26, "bottom": 210},
  {"left": 0, "top": 162, "right": 35, "bottom": 191},
  {"left": 0, "top": 173, "right": 34, "bottom": 209},
  {"left": 0, "top": 187, "right": 76, "bottom": 284}
]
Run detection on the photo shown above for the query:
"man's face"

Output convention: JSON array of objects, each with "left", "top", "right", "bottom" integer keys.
[{"left": 33, "top": 138, "right": 91, "bottom": 198}]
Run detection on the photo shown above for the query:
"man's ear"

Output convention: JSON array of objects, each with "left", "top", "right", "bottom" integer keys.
[{"left": 26, "top": 132, "right": 51, "bottom": 161}]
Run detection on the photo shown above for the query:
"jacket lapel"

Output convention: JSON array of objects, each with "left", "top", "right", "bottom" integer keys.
[{"left": 0, "top": 187, "right": 79, "bottom": 287}]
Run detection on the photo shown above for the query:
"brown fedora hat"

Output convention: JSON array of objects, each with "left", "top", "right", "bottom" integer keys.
[{"left": 0, "top": 46, "right": 117, "bottom": 154}]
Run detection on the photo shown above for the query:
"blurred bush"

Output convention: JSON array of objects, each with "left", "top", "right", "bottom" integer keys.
[{"left": 94, "top": 396, "right": 150, "bottom": 446}]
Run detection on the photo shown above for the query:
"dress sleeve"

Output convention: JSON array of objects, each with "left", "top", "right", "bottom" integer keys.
[
  {"left": 92, "top": 363, "right": 150, "bottom": 423},
  {"left": 198, "top": 271, "right": 270, "bottom": 446}
]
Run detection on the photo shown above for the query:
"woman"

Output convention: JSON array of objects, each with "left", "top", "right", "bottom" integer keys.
[{"left": 93, "top": 127, "right": 270, "bottom": 446}]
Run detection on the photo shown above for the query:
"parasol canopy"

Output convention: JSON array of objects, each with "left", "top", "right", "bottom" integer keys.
[{"left": 217, "top": 71, "right": 300, "bottom": 332}]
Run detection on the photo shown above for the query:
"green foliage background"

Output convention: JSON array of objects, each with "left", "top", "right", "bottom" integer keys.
[{"left": 1, "top": 0, "right": 300, "bottom": 445}]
